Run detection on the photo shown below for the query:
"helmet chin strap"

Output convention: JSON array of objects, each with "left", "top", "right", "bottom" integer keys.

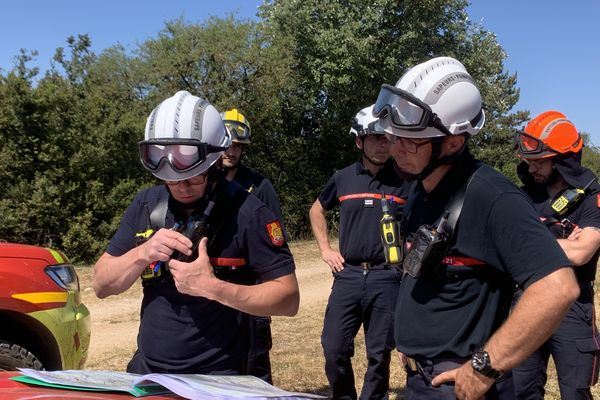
[
  {"left": 415, "top": 137, "right": 467, "bottom": 180},
  {"left": 360, "top": 136, "right": 387, "bottom": 167},
  {"left": 165, "top": 164, "right": 227, "bottom": 211},
  {"left": 362, "top": 151, "right": 387, "bottom": 167}
]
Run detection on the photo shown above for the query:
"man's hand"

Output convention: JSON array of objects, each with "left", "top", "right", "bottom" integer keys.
[
  {"left": 321, "top": 248, "right": 345, "bottom": 272},
  {"left": 142, "top": 228, "right": 192, "bottom": 265},
  {"left": 169, "top": 237, "right": 217, "bottom": 298},
  {"left": 432, "top": 362, "right": 493, "bottom": 400}
]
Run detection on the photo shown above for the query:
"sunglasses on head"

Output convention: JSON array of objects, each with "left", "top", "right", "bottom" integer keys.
[{"left": 139, "top": 138, "right": 228, "bottom": 173}]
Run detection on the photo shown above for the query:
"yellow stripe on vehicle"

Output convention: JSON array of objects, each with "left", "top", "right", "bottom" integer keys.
[
  {"left": 48, "top": 249, "right": 65, "bottom": 264},
  {"left": 12, "top": 291, "right": 69, "bottom": 304}
]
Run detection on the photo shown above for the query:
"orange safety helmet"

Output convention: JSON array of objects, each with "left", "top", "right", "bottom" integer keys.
[{"left": 516, "top": 111, "right": 583, "bottom": 159}]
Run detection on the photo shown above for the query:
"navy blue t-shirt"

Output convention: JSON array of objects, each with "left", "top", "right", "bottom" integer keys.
[
  {"left": 523, "top": 176, "right": 600, "bottom": 282},
  {"left": 234, "top": 164, "right": 284, "bottom": 223},
  {"left": 107, "top": 181, "right": 295, "bottom": 373},
  {"left": 395, "top": 154, "right": 570, "bottom": 359},
  {"left": 318, "top": 159, "right": 410, "bottom": 265}
]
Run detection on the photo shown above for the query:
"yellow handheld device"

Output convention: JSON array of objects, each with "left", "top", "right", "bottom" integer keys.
[
  {"left": 551, "top": 178, "right": 595, "bottom": 216},
  {"left": 380, "top": 196, "right": 403, "bottom": 265}
]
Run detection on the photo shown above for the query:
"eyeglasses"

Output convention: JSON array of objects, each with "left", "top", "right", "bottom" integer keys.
[
  {"left": 521, "top": 157, "right": 552, "bottom": 170},
  {"left": 385, "top": 132, "right": 431, "bottom": 154},
  {"left": 139, "top": 138, "right": 228, "bottom": 173},
  {"left": 165, "top": 173, "right": 208, "bottom": 186},
  {"left": 373, "top": 84, "right": 454, "bottom": 136}
]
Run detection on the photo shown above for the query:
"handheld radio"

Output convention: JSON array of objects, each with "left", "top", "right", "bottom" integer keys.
[
  {"left": 551, "top": 178, "right": 595, "bottom": 216},
  {"left": 380, "top": 195, "right": 403, "bottom": 265}
]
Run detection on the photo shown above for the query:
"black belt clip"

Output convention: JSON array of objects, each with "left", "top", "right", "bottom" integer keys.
[
  {"left": 404, "top": 356, "right": 432, "bottom": 385},
  {"left": 360, "top": 261, "right": 387, "bottom": 275}
]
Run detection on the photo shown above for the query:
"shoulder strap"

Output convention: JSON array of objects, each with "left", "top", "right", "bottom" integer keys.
[
  {"left": 442, "top": 164, "right": 483, "bottom": 238},
  {"left": 149, "top": 188, "right": 169, "bottom": 229}
]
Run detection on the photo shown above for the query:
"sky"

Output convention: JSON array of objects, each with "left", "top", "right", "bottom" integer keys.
[{"left": 1, "top": 1, "right": 599, "bottom": 144}]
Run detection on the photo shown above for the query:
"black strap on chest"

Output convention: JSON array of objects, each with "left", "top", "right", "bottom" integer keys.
[
  {"left": 149, "top": 189, "right": 169, "bottom": 230},
  {"left": 404, "top": 164, "right": 482, "bottom": 238}
]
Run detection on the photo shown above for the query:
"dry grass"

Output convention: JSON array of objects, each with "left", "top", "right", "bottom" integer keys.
[{"left": 78, "top": 240, "right": 600, "bottom": 399}]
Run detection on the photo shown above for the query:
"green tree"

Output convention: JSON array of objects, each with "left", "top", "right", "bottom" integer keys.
[
  {"left": 0, "top": 1, "right": 536, "bottom": 260},
  {"left": 259, "top": 0, "right": 528, "bottom": 236}
]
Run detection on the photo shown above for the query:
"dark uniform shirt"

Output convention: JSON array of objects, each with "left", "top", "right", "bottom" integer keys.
[
  {"left": 233, "top": 165, "right": 284, "bottom": 222},
  {"left": 395, "top": 153, "right": 570, "bottom": 359},
  {"left": 107, "top": 181, "right": 294, "bottom": 373},
  {"left": 318, "top": 159, "right": 409, "bottom": 265},
  {"left": 522, "top": 175, "right": 600, "bottom": 283}
]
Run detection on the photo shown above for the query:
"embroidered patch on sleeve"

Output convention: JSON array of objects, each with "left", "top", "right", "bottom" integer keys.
[
  {"left": 266, "top": 220, "right": 285, "bottom": 247},
  {"left": 597, "top": 194, "right": 600, "bottom": 208}
]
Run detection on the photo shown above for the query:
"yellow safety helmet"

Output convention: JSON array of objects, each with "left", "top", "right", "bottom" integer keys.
[{"left": 222, "top": 108, "right": 251, "bottom": 144}]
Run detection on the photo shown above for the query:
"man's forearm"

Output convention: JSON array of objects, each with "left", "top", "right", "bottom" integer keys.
[
  {"left": 93, "top": 249, "right": 147, "bottom": 298},
  {"left": 557, "top": 228, "right": 600, "bottom": 266},
  {"left": 483, "top": 267, "right": 579, "bottom": 372},
  {"left": 309, "top": 203, "right": 332, "bottom": 253},
  {"left": 206, "top": 273, "right": 300, "bottom": 316}
]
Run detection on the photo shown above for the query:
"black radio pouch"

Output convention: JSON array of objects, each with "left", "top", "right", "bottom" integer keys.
[
  {"left": 402, "top": 166, "right": 481, "bottom": 278},
  {"left": 403, "top": 224, "right": 448, "bottom": 278},
  {"left": 171, "top": 208, "right": 211, "bottom": 263}
]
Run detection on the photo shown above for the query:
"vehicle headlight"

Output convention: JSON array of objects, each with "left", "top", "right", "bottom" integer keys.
[{"left": 45, "top": 264, "right": 80, "bottom": 292}]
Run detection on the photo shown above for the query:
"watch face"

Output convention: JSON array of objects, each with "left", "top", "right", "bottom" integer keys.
[{"left": 471, "top": 350, "right": 489, "bottom": 372}]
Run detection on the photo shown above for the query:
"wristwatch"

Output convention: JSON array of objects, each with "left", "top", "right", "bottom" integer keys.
[{"left": 471, "top": 349, "right": 503, "bottom": 379}]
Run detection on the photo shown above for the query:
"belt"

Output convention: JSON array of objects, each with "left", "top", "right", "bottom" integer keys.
[
  {"left": 355, "top": 261, "right": 391, "bottom": 270},
  {"left": 404, "top": 355, "right": 468, "bottom": 383}
]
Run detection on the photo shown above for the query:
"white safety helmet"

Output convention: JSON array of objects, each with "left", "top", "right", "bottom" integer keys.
[
  {"left": 373, "top": 56, "right": 485, "bottom": 139},
  {"left": 139, "top": 91, "right": 231, "bottom": 181},
  {"left": 349, "top": 105, "right": 386, "bottom": 137}
]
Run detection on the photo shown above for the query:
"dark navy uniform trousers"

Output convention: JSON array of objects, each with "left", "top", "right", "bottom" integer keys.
[{"left": 321, "top": 264, "right": 401, "bottom": 400}]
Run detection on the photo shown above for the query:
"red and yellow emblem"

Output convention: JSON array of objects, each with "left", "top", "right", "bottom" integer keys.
[
  {"left": 266, "top": 220, "right": 285, "bottom": 247},
  {"left": 597, "top": 194, "right": 600, "bottom": 208}
]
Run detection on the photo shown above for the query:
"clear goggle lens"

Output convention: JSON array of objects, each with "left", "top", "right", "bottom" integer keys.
[
  {"left": 225, "top": 121, "right": 250, "bottom": 141},
  {"left": 373, "top": 84, "right": 430, "bottom": 130}
]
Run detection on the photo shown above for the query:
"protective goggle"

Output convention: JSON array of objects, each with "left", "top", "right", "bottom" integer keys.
[
  {"left": 514, "top": 131, "right": 557, "bottom": 157},
  {"left": 351, "top": 119, "right": 386, "bottom": 136},
  {"left": 224, "top": 121, "right": 251, "bottom": 142},
  {"left": 373, "top": 84, "right": 453, "bottom": 135},
  {"left": 139, "top": 138, "right": 228, "bottom": 173}
]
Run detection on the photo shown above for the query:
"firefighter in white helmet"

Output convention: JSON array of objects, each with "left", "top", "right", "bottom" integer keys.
[
  {"left": 374, "top": 56, "right": 579, "bottom": 399},
  {"left": 92, "top": 91, "right": 299, "bottom": 376},
  {"left": 310, "top": 105, "right": 410, "bottom": 399}
]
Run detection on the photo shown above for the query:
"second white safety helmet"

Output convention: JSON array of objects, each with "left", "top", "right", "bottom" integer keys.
[
  {"left": 349, "top": 105, "right": 386, "bottom": 137},
  {"left": 373, "top": 56, "right": 485, "bottom": 139}
]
